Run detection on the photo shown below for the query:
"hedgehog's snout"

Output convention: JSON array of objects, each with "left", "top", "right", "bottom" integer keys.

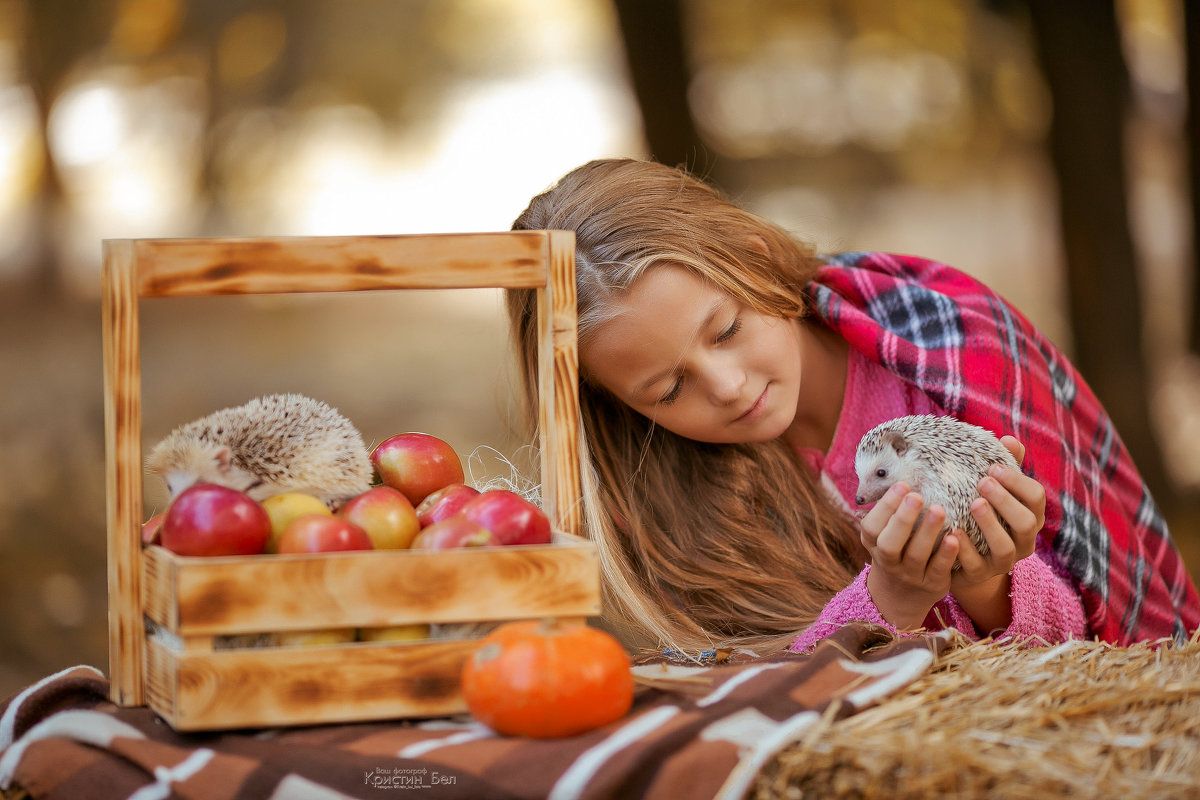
[{"left": 855, "top": 481, "right": 889, "bottom": 507}]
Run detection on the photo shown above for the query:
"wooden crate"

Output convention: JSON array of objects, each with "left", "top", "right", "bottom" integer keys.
[{"left": 102, "top": 231, "right": 597, "bottom": 730}]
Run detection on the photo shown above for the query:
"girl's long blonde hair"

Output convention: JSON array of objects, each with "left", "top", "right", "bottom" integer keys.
[{"left": 506, "top": 159, "right": 862, "bottom": 655}]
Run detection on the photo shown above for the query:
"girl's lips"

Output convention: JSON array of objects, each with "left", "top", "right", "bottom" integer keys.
[{"left": 735, "top": 386, "right": 768, "bottom": 423}]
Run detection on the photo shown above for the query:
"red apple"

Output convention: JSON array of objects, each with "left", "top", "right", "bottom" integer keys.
[
  {"left": 276, "top": 514, "right": 374, "bottom": 554},
  {"left": 410, "top": 516, "right": 499, "bottom": 550},
  {"left": 337, "top": 486, "right": 421, "bottom": 549},
  {"left": 161, "top": 483, "right": 271, "bottom": 556},
  {"left": 458, "top": 490, "right": 552, "bottom": 546},
  {"left": 142, "top": 513, "right": 165, "bottom": 545},
  {"left": 415, "top": 483, "right": 480, "bottom": 528},
  {"left": 370, "top": 432, "right": 464, "bottom": 506}
]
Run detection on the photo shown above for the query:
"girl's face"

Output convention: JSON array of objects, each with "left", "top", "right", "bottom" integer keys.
[{"left": 580, "top": 264, "right": 804, "bottom": 444}]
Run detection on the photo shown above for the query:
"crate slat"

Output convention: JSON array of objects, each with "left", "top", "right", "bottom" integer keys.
[
  {"left": 102, "top": 239, "right": 145, "bottom": 707},
  {"left": 133, "top": 233, "right": 552, "bottom": 297},
  {"left": 142, "top": 538, "right": 601, "bottom": 636},
  {"left": 146, "top": 635, "right": 483, "bottom": 730},
  {"left": 141, "top": 545, "right": 177, "bottom": 630},
  {"left": 540, "top": 231, "right": 583, "bottom": 537}
]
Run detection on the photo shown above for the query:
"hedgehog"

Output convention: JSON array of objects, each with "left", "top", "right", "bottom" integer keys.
[
  {"left": 146, "top": 393, "right": 373, "bottom": 507},
  {"left": 853, "top": 414, "right": 1021, "bottom": 562}
]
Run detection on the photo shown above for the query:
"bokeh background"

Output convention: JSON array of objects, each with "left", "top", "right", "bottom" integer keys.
[{"left": 2, "top": 0, "right": 1199, "bottom": 698}]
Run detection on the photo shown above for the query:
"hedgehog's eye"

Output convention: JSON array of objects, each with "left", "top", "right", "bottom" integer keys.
[{"left": 875, "top": 468, "right": 887, "bottom": 478}]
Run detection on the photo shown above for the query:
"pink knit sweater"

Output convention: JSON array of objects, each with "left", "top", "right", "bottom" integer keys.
[{"left": 789, "top": 348, "right": 1088, "bottom": 652}]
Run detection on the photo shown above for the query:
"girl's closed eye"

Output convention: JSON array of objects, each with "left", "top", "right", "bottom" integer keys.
[
  {"left": 660, "top": 375, "right": 683, "bottom": 405},
  {"left": 659, "top": 318, "right": 740, "bottom": 405},
  {"left": 716, "top": 317, "right": 742, "bottom": 343}
]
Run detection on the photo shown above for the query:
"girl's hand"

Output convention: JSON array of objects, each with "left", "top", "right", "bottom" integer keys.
[
  {"left": 861, "top": 483, "right": 959, "bottom": 630},
  {"left": 949, "top": 435, "right": 1046, "bottom": 634},
  {"left": 951, "top": 435, "right": 1045, "bottom": 587}
]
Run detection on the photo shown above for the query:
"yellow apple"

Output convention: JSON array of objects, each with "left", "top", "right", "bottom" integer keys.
[
  {"left": 337, "top": 486, "right": 421, "bottom": 550},
  {"left": 261, "top": 492, "right": 331, "bottom": 552},
  {"left": 357, "top": 623, "right": 432, "bottom": 642},
  {"left": 275, "top": 628, "right": 357, "bottom": 647}
]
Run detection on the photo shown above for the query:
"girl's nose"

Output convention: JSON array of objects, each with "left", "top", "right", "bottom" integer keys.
[{"left": 705, "top": 361, "right": 746, "bottom": 405}]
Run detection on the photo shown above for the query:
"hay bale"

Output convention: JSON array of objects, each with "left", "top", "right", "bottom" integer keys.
[{"left": 752, "top": 633, "right": 1200, "bottom": 799}]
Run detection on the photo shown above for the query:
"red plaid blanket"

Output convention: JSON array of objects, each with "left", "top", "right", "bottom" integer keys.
[
  {"left": 0, "top": 625, "right": 947, "bottom": 800},
  {"left": 810, "top": 252, "right": 1200, "bottom": 644}
]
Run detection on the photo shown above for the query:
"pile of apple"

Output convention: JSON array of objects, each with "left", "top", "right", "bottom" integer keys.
[{"left": 145, "top": 431, "right": 551, "bottom": 556}]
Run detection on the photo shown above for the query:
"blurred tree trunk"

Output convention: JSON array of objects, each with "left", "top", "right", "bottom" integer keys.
[
  {"left": 1185, "top": 1, "right": 1200, "bottom": 357},
  {"left": 1024, "top": 0, "right": 1174, "bottom": 506},
  {"left": 23, "top": 0, "right": 112, "bottom": 294},
  {"left": 610, "top": 0, "right": 708, "bottom": 172},
  {"left": 182, "top": 0, "right": 304, "bottom": 227}
]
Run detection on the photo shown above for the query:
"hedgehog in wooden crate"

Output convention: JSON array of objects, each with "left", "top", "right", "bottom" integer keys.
[
  {"left": 146, "top": 393, "right": 373, "bottom": 508},
  {"left": 853, "top": 414, "right": 1021, "bottom": 561}
]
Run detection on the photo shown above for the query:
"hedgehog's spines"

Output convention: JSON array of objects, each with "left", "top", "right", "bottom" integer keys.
[{"left": 146, "top": 394, "right": 373, "bottom": 505}]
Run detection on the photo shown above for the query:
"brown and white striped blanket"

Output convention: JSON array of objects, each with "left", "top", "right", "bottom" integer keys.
[{"left": 0, "top": 624, "right": 950, "bottom": 800}]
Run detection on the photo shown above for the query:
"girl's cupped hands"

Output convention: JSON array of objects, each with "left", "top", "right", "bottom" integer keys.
[{"left": 860, "top": 436, "right": 1046, "bottom": 632}]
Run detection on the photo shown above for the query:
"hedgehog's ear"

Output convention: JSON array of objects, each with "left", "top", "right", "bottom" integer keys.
[
  {"left": 882, "top": 430, "right": 909, "bottom": 457},
  {"left": 212, "top": 446, "right": 233, "bottom": 475}
]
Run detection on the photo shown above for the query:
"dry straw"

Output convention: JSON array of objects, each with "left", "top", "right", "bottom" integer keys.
[{"left": 752, "top": 631, "right": 1200, "bottom": 799}]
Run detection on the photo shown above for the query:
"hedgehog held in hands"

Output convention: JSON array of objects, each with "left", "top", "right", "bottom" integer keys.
[
  {"left": 146, "top": 394, "right": 373, "bottom": 507},
  {"left": 853, "top": 414, "right": 1021, "bottom": 560}
]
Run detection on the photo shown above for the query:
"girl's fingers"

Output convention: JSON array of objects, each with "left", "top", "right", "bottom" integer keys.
[
  {"left": 927, "top": 526, "right": 960, "bottom": 578},
  {"left": 905, "top": 502, "right": 948, "bottom": 568},
  {"left": 952, "top": 529, "right": 984, "bottom": 572},
  {"left": 977, "top": 472, "right": 1043, "bottom": 563},
  {"left": 873, "top": 492, "right": 925, "bottom": 564},
  {"left": 969, "top": 497, "right": 1018, "bottom": 562},
  {"left": 999, "top": 434, "right": 1026, "bottom": 465},
  {"left": 976, "top": 473, "right": 1027, "bottom": 525},
  {"left": 950, "top": 501, "right": 1021, "bottom": 585},
  {"left": 983, "top": 467, "right": 1045, "bottom": 523},
  {"left": 992, "top": 436, "right": 1047, "bottom": 530},
  {"left": 860, "top": 482, "right": 910, "bottom": 550}
]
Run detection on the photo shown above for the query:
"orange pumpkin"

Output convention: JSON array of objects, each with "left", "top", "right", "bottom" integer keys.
[{"left": 461, "top": 618, "right": 635, "bottom": 738}]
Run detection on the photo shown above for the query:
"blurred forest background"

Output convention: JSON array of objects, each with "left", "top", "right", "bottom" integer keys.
[{"left": 2, "top": 0, "right": 1200, "bottom": 698}]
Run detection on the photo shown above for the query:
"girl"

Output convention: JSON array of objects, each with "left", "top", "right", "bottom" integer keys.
[{"left": 505, "top": 158, "right": 1200, "bottom": 656}]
